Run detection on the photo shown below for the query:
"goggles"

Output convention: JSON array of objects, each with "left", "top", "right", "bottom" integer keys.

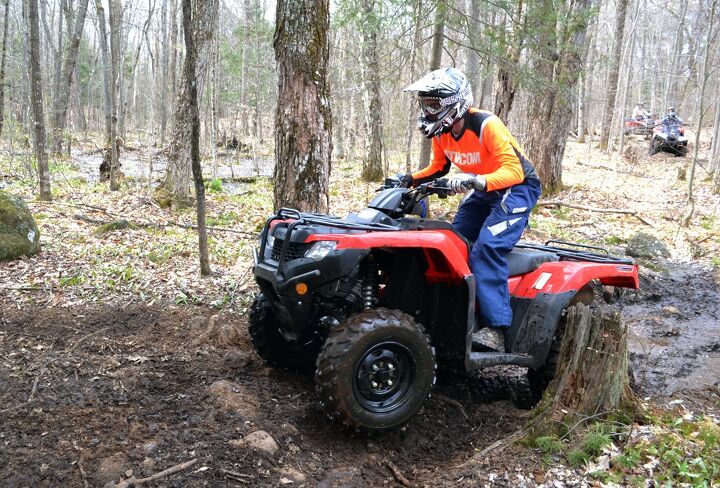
[{"left": 418, "top": 96, "right": 444, "bottom": 115}]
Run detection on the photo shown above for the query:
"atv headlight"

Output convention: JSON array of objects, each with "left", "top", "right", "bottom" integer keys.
[
  {"left": 263, "top": 233, "right": 275, "bottom": 258},
  {"left": 305, "top": 240, "right": 337, "bottom": 260}
]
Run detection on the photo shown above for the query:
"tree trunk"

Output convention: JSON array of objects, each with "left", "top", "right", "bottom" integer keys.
[
  {"left": 0, "top": 0, "right": 10, "bottom": 137},
  {"left": 710, "top": 81, "right": 720, "bottom": 178},
  {"left": 417, "top": 0, "right": 446, "bottom": 169},
  {"left": 27, "top": 0, "right": 52, "bottom": 200},
  {"left": 683, "top": 0, "right": 717, "bottom": 227},
  {"left": 361, "top": 0, "right": 383, "bottom": 182},
  {"left": 528, "top": 304, "right": 638, "bottom": 438},
  {"left": 523, "top": 0, "right": 594, "bottom": 194},
  {"left": 108, "top": 0, "right": 120, "bottom": 191},
  {"left": 577, "top": 23, "right": 597, "bottom": 144},
  {"left": 493, "top": 1, "right": 527, "bottom": 123},
  {"left": 598, "top": 0, "right": 629, "bottom": 151},
  {"left": 618, "top": 0, "right": 641, "bottom": 156},
  {"left": 51, "top": 0, "right": 89, "bottom": 154},
  {"left": 464, "top": 0, "right": 481, "bottom": 101},
  {"left": 404, "top": 0, "right": 422, "bottom": 172},
  {"left": 161, "top": 0, "right": 219, "bottom": 205},
  {"left": 663, "top": 0, "right": 688, "bottom": 109},
  {"left": 95, "top": 0, "right": 112, "bottom": 145},
  {"left": 273, "top": 0, "right": 331, "bottom": 212},
  {"left": 181, "top": 0, "right": 210, "bottom": 275}
]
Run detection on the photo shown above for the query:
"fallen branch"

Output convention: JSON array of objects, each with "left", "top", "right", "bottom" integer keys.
[
  {"left": 538, "top": 200, "right": 653, "bottom": 227},
  {"left": 433, "top": 393, "right": 469, "bottom": 421},
  {"left": 385, "top": 461, "right": 413, "bottom": 487},
  {"left": 111, "top": 458, "right": 198, "bottom": 487},
  {"left": 71, "top": 214, "right": 258, "bottom": 237},
  {"left": 28, "top": 200, "right": 114, "bottom": 216},
  {"left": 460, "top": 427, "right": 529, "bottom": 467},
  {"left": 0, "top": 376, "right": 40, "bottom": 414}
]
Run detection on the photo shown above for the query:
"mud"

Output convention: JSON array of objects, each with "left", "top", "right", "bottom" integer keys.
[
  {"left": 0, "top": 303, "right": 532, "bottom": 487},
  {"left": 1, "top": 262, "right": 718, "bottom": 486},
  {"left": 624, "top": 262, "right": 720, "bottom": 396}
]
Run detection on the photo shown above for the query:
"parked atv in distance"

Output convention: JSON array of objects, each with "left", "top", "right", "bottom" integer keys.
[
  {"left": 250, "top": 177, "right": 639, "bottom": 431},
  {"left": 649, "top": 118, "right": 688, "bottom": 156},
  {"left": 624, "top": 115, "right": 656, "bottom": 137}
]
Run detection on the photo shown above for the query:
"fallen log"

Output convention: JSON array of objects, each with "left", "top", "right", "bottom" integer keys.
[{"left": 538, "top": 200, "right": 654, "bottom": 226}]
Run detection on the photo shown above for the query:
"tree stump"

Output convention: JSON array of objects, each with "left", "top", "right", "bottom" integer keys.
[{"left": 528, "top": 303, "right": 639, "bottom": 437}]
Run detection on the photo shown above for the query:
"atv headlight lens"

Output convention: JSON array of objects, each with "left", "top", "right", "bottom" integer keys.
[
  {"left": 264, "top": 234, "right": 275, "bottom": 258},
  {"left": 305, "top": 240, "right": 337, "bottom": 260}
]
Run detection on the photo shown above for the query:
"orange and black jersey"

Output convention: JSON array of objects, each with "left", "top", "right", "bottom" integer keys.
[{"left": 412, "top": 108, "right": 538, "bottom": 192}]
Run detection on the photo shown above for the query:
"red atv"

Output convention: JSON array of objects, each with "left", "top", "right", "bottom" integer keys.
[
  {"left": 623, "top": 115, "right": 656, "bottom": 137},
  {"left": 250, "top": 178, "right": 639, "bottom": 430}
]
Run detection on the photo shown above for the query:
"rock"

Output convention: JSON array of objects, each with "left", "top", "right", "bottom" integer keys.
[
  {"left": 192, "top": 315, "right": 242, "bottom": 347},
  {"left": 229, "top": 430, "right": 280, "bottom": 457},
  {"left": 95, "top": 453, "right": 129, "bottom": 485},
  {"left": 317, "top": 467, "right": 361, "bottom": 488},
  {"left": 93, "top": 219, "right": 131, "bottom": 235},
  {"left": 662, "top": 305, "right": 681, "bottom": 316},
  {"left": 141, "top": 439, "right": 159, "bottom": 454},
  {"left": 0, "top": 190, "right": 41, "bottom": 261},
  {"left": 225, "top": 350, "right": 252, "bottom": 368},
  {"left": 276, "top": 467, "right": 307, "bottom": 484},
  {"left": 207, "top": 380, "right": 259, "bottom": 419},
  {"left": 280, "top": 422, "right": 300, "bottom": 437},
  {"left": 625, "top": 232, "right": 671, "bottom": 259}
]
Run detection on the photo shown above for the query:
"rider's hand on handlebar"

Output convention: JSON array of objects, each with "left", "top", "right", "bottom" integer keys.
[
  {"left": 397, "top": 173, "right": 414, "bottom": 188},
  {"left": 447, "top": 174, "right": 486, "bottom": 194}
]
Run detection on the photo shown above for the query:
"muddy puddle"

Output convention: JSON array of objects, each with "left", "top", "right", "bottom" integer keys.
[
  {"left": 54, "top": 147, "right": 274, "bottom": 195},
  {"left": 623, "top": 262, "right": 720, "bottom": 396}
]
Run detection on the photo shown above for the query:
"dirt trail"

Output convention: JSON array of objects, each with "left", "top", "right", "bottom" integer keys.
[{"left": 0, "top": 303, "right": 532, "bottom": 487}]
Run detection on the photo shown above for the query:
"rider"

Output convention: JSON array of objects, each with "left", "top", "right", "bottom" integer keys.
[
  {"left": 401, "top": 67, "right": 541, "bottom": 351},
  {"left": 632, "top": 102, "right": 649, "bottom": 119},
  {"left": 661, "top": 106, "right": 682, "bottom": 125}
]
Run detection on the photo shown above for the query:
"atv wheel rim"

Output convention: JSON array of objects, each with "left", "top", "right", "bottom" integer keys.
[{"left": 353, "top": 341, "right": 415, "bottom": 413}]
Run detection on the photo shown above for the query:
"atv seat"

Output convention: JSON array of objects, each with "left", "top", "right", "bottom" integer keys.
[{"left": 506, "top": 247, "right": 558, "bottom": 276}]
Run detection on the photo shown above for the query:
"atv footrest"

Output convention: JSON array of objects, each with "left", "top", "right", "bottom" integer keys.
[{"left": 466, "top": 351, "right": 535, "bottom": 370}]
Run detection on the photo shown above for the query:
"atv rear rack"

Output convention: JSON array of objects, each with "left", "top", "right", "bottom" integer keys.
[{"left": 515, "top": 240, "right": 634, "bottom": 265}]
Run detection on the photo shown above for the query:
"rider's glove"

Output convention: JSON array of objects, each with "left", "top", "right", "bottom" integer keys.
[
  {"left": 397, "top": 173, "right": 414, "bottom": 188},
  {"left": 448, "top": 174, "right": 486, "bottom": 194}
]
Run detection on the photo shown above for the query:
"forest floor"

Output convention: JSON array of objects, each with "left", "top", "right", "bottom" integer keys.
[{"left": 1, "top": 135, "right": 719, "bottom": 487}]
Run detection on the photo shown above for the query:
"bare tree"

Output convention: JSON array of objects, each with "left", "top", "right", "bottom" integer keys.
[
  {"left": 417, "top": 0, "right": 446, "bottom": 168},
  {"left": 273, "top": 0, "right": 332, "bottom": 212},
  {"left": 27, "top": 0, "right": 51, "bottom": 200},
  {"left": 95, "top": 0, "right": 112, "bottom": 145},
  {"left": 360, "top": 0, "right": 383, "bottom": 182},
  {"left": 51, "top": 0, "right": 90, "bottom": 154},
  {"left": 684, "top": 0, "right": 718, "bottom": 226},
  {"left": 0, "top": 0, "right": 10, "bottom": 137},
  {"left": 598, "top": 0, "right": 629, "bottom": 151},
  {"left": 181, "top": 0, "right": 210, "bottom": 275},
  {"left": 403, "top": 0, "right": 422, "bottom": 172},
  {"left": 162, "top": 0, "right": 220, "bottom": 204},
  {"left": 523, "top": 0, "right": 595, "bottom": 192}
]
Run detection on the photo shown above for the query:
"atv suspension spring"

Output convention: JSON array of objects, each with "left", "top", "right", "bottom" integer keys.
[{"left": 362, "top": 256, "right": 378, "bottom": 310}]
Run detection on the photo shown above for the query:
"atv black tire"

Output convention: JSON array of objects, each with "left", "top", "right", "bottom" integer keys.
[
  {"left": 525, "top": 286, "right": 595, "bottom": 406},
  {"left": 248, "top": 293, "right": 322, "bottom": 372},
  {"left": 649, "top": 139, "right": 660, "bottom": 156},
  {"left": 315, "top": 308, "right": 436, "bottom": 430}
]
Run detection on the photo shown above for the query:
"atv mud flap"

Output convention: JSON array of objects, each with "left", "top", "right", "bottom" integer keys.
[{"left": 463, "top": 276, "right": 575, "bottom": 371}]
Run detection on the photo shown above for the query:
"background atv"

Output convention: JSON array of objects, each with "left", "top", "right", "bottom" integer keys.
[
  {"left": 649, "top": 119, "right": 688, "bottom": 156},
  {"left": 250, "top": 178, "right": 639, "bottom": 430},
  {"left": 623, "top": 115, "right": 655, "bottom": 137}
]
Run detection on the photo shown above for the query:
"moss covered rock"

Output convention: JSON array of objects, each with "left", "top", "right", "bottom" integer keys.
[
  {"left": 93, "top": 219, "right": 131, "bottom": 235},
  {"left": 0, "top": 191, "right": 41, "bottom": 261},
  {"left": 625, "top": 232, "right": 670, "bottom": 259}
]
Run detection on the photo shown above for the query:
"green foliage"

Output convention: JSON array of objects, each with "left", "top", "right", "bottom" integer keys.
[
  {"left": 206, "top": 177, "right": 224, "bottom": 193},
  {"left": 567, "top": 448, "right": 590, "bottom": 467},
  {"left": 535, "top": 435, "right": 564, "bottom": 455}
]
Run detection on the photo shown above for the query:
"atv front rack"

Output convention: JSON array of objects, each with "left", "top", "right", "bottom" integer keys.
[
  {"left": 515, "top": 240, "right": 635, "bottom": 265},
  {"left": 259, "top": 208, "right": 401, "bottom": 277}
]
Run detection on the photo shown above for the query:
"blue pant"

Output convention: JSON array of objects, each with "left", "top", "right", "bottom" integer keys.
[{"left": 452, "top": 178, "right": 541, "bottom": 327}]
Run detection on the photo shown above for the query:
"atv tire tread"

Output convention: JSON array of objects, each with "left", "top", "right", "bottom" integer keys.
[{"left": 315, "top": 308, "right": 436, "bottom": 430}]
